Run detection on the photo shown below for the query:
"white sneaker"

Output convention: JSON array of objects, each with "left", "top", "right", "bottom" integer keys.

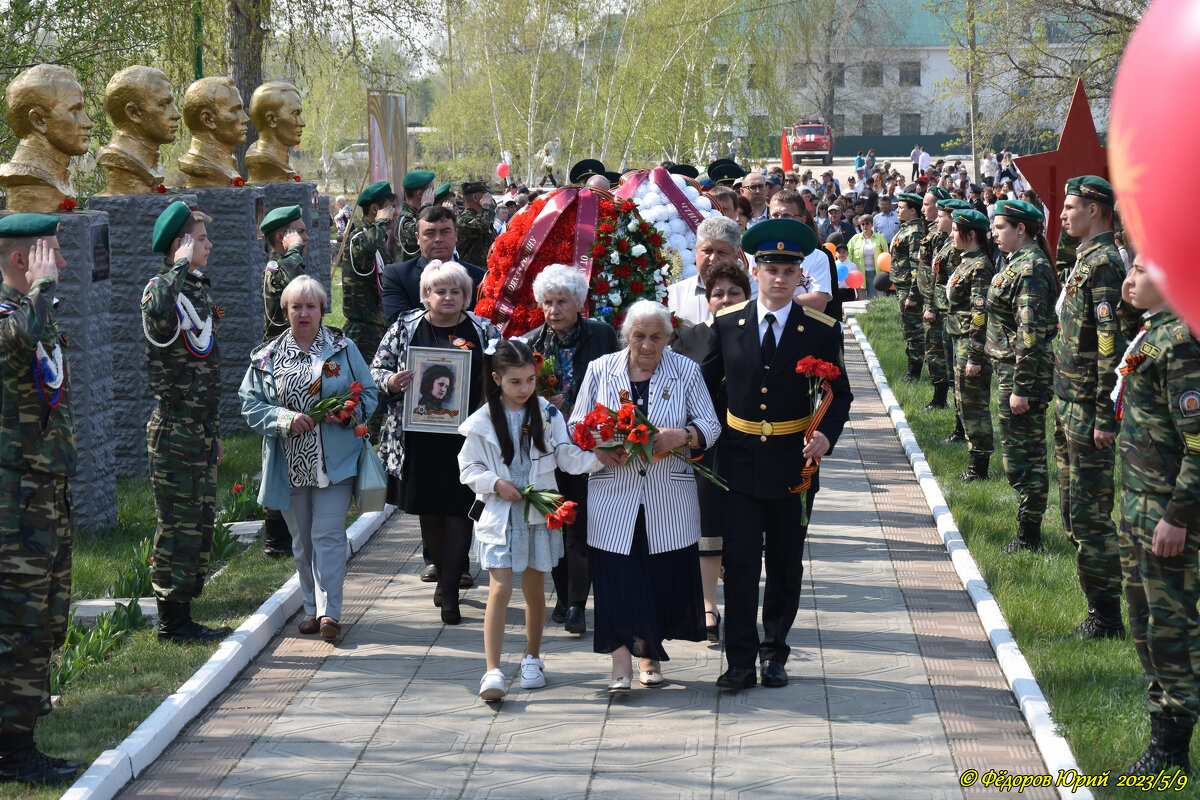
[
  {"left": 519, "top": 654, "right": 546, "bottom": 689},
  {"left": 479, "top": 668, "right": 506, "bottom": 701}
]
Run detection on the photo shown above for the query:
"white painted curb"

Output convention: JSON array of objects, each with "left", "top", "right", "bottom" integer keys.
[
  {"left": 847, "top": 314, "right": 1089, "bottom": 800},
  {"left": 61, "top": 504, "right": 398, "bottom": 800}
]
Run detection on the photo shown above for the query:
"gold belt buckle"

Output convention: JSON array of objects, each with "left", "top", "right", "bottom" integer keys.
[{"left": 760, "top": 421, "right": 774, "bottom": 436}]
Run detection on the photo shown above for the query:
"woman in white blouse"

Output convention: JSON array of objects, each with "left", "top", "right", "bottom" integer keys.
[{"left": 568, "top": 301, "right": 721, "bottom": 691}]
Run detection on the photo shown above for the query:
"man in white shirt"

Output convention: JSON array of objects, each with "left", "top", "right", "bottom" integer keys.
[
  {"left": 873, "top": 195, "right": 900, "bottom": 244},
  {"left": 918, "top": 147, "right": 932, "bottom": 175},
  {"left": 911, "top": 144, "right": 922, "bottom": 181},
  {"left": 668, "top": 216, "right": 756, "bottom": 324}
]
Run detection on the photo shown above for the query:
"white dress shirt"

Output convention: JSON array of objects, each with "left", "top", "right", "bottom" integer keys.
[{"left": 756, "top": 298, "right": 791, "bottom": 345}]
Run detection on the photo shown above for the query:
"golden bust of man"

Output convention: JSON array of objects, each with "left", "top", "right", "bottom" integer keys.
[
  {"left": 178, "top": 76, "right": 250, "bottom": 189},
  {"left": 246, "top": 81, "right": 306, "bottom": 184},
  {"left": 0, "top": 64, "right": 93, "bottom": 212},
  {"left": 96, "top": 66, "right": 181, "bottom": 196}
]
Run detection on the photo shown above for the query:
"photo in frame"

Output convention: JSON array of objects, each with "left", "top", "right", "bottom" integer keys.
[{"left": 402, "top": 346, "right": 471, "bottom": 434}]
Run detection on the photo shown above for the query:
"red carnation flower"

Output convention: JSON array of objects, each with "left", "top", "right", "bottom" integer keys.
[
  {"left": 592, "top": 244, "right": 606, "bottom": 257},
  {"left": 598, "top": 423, "right": 615, "bottom": 442},
  {"left": 232, "top": 177, "right": 246, "bottom": 187},
  {"left": 639, "top": 222, "right": 650, "bottom": 234},
  {"left": 621, "top": 201, "right": 636, "bottom": 213},
  {"left": 599, "top": 222, "right": 616, "bottom": 234},
  {"left": 648, "top": 233, "right": 664, "bottom": 246},
  {"left": 616, "top": 238, "right": 630, "bottom": 253},
  {"left": 155, "top": 184, "right": 169, "bottom": 194},
  {"left": 614, "top": 264, "right": 632, "bottom": 279},
  {"left": 595, "top": 279, "right": 610, "bottom": 293},
  {"left": 671, "top": 314, "right": 681, "bottom": 329},
  {"left": 573, "top": 423, "right": 597, "bottom": 450}
]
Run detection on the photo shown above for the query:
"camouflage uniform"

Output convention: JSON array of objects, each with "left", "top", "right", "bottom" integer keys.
[
  {"left": 142, "top": 258, "right": 221, "bottom": 602},
  {"left": 1052, "top": 230, "right": 1126, "bottom": 634},
  {"left": 891, "top": 216, "right": 926, "bottom": 375},
  {"left": 0, "top": 278, "right": 75, "bottom": 739},
  {"left": 456, "top": 205, "right": 496, "bottom": 269},
  {"left": 341, "top": 218, "right": 389, "bottom": 362},
  {"left": 985, "top": 241, "right": 1058, "bottom": 544},
  {"left": 1054, "top": 230, "right": 1080, "bottom": 286},
  {"left": 261, "top": 242, "right": 306, "bottom": 343},
  {"left": 395, "top": 202, "right": 423, "bottom": 262},
  {"left": 917, "top": 229, "right": 951, "bottom": 387},
  {"left": 1118, "top": 309, "right": 1200, "bottom": 770},
  {"left": 945, "top": 246, "right": 995, "bottom": 460}
]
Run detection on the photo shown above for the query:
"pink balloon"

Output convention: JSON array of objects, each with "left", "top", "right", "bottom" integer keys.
[
  {"left": 496, "top": 162, "right": 511, "bottom": 179},
  {"left": 1110, "top": 0, "right": 1200, "bottom": 331},
  {"left": 845, "top": 270, "right": 865, "bottom": 289}
]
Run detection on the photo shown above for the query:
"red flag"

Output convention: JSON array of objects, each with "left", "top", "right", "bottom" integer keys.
[{"left": 781, "top": 128, "right": 794, "bottom": 173}]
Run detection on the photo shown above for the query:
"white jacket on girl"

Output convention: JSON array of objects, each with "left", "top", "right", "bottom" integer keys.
[{"left": 457, "top": 397, "right": 601, "bottom": 545}]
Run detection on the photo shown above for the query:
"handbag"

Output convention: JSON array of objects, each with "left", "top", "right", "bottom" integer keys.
[{"left": 355, "top": 436, "right": 388, "bottom": 513}]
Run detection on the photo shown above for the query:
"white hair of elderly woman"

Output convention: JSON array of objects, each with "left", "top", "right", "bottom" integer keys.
[
  {"left": 620, "top": 299, "right": 673, "bottom": 342},
  {"left": 532, "top": 263, "right": 589, "bottom": 307},
  {"left": 696, "top": 215, "right": 742, "bottom": 252},
  {"left": 419, "top": 260, "right": 474, "bottom": 308},
  {"left": 280, "top": 274, "right": 328, "bottom": 315}
]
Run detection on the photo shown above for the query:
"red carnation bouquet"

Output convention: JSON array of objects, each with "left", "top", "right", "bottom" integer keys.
[
  {"left": 572, "top": 401, "right": 727, "bottom": 489},
  {"left": 520, "top": 485, "right": 578, "bottom": 530},
  {"left": 587, "top": 199, "right": 674, "bottom": 330},
  {"left": 310, "top": 380, "right": 369, "bottom": 438},
  {"left": 790, "top": 357, "right": 843, "bottom": 516}
]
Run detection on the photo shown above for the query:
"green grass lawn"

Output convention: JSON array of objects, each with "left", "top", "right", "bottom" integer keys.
[
  {"left": 858, "top": 297, "right": 1199, "bottom": 798},
  {"left": 327, "top": 264, "right": 346, "bottom": 329}
]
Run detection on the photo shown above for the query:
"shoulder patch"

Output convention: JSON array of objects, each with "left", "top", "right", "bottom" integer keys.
[
  {"left": 1098, "top": 332, "right": 1115, "bottom": 357},
  {"left": 0, "top": 302, "right": 16, "bottom": 315},
  {"left": 1184, "top": 431, "right": 1200, "bottom": 455},
  {"left": 972, "top": 312, "right": 986, "bottom": 327},
  {"left": 802, "top": 306, "right": 837, "bottom": 326},
  {"left": 1181, "top": 391, "right": 1200, "bottom": 418},
  {"left": 716, "top": 299, "right": 750, "bottom": 317},
  {"left": 266, "top": 260, "right": 280, "bottom": 273},
  {"left": 1019, "top": 306, "right": 1032, "bottom": 324},
  {"left": 973, "top": 296, "right": 985, "bottom": 309},
  {"left": 1096, "top": 301, "right": 1113, "bottom": 323}
]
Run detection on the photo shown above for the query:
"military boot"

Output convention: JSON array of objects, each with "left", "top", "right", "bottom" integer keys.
[
  {"left": 157, "top": 600, "right": 232, "bottom": 643},
  {"left": 902, "top": 358, "right": 923, "bottom": 383},
  {"left": 1127, "top": 714, "right": 1194, "bottom": 778},
  {"left": 1002, "top": 518, "right": 1044, "bottom": 553},
  {"left": 942, "top": 415, "right": 966, "bottom": 444},
  {"left": 924, "top": 383, "right": 949, "bottom": 411},
  {"left": 959, "top": 453, "right": 990, "bottom": 482},
  {"left": 262, "top": 513, "right": 293, "bottom": 559},
  {"left": 0, "top": 733, "right": 79, "bottom": 783},
  {"left": 1070, "top": 594, "right": 1126, "bottom": 640}
]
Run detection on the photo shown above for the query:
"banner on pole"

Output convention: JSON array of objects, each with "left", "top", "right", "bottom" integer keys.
[{"left": 367, "top": 92, "right": 407, "bottom": 186}]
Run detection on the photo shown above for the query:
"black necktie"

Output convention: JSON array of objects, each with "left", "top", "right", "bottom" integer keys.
[{"left": 762, "top": 313, "right": 777, "bottom": 363}]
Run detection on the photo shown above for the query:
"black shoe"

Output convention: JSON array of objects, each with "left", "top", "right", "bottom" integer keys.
[
  {"left": 262, "top": 516, "right": 293, "bottom": 558},
  {"left": 941, "top": 418, "right": 966, "bottom": 444},
  {"left": 0, "top": 737, "right": 78, "bottom": 783},
  {"left": 441, "top": 606, "right": 462, "bottom": 625},
  {"left": 716, "top": 666, "right": 756, "bottom": 690},
  {"left": 459, "top": 572, "right": 475, "bottom": 589},
  {"left": 156, "top": 600, "right": 231, "bottom": 643},
  {"left": 565, "top": 605, "right": 587, "bottom": 634},
  {"left": 761, "top": 660, "right": 789, "bottom": 687},
  {"left": 1002, "top": 519, "right": 1044, "bottom": 554},
  {"left": 1127, "top": 714, "right": 1194, "bottom": 777},
  {"left": 433, "top": 586, "right": 443, "bottom": 607},
  {"left": 924, "top": 383, "right": 949, "bottom": 411},
  {"left": 705, "top": 609, "right": 721, "bottom": 643},
  {"left": 902, "top": 357, "right": 923, "bottom": 383},
  {"left": 551, "top": 598, "right": 568, "bottom": 624},
  {"left": 959, "top": 453, "right": 990, "bottom": 482},
  {"left": 1070, "top": 613, "right": 1126, "bottom": 640},
  {"left": 420, "top": 563, "right": 439, "bottom": 582}
]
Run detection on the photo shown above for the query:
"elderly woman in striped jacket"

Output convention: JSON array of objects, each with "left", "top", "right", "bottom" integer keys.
[{"left": 568, "top": 300, "right": 721, "bottom": 691}]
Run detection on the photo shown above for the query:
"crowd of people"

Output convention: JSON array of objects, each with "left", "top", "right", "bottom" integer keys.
[{"left": 2, "top": 149, "right": 1196, "bottom": 786}]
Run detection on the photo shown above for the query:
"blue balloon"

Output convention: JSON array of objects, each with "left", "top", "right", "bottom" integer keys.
[{"left": 836, "top": 262, "right": 850, "bottom": 282}]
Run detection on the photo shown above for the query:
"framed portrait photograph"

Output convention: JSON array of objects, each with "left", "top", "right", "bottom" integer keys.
[{"left": 403, "top": 346, "right": 472, "bottom": 434}]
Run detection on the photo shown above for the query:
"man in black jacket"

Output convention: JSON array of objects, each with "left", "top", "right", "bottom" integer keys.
[{"left": 380, "top": 205, "right": 486, "bottom": 325}]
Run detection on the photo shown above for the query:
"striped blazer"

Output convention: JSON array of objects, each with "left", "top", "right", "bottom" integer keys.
[{"left": 568, "top": 348, "right": 721, "bottom": 555}]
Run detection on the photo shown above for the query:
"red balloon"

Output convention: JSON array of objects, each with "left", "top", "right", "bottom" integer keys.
[
  {"left": 845, "top": 270, "right": 865, "bottom": 289},
  {"left": 1110, "top": 0, "right": 1200, "bottom": 331},
  {"left": 496, "top": 162, "right": 511, "bottom": 179}
]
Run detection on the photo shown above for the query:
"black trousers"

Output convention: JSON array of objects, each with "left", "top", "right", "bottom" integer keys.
[
  {"left": 720, "top": 487, "right": 813, "bottom": 668},
  {"left": 551, "top": 470, "right": 590, "bottom": 606}
]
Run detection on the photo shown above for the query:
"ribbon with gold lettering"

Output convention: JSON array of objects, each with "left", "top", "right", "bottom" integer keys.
[{"left": 492, "top": 188, "right": 578, "bottom": 332}]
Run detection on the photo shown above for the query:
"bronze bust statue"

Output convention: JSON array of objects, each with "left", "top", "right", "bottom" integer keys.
[
  {"left": 178, "top": 76, "right": 249, "bottom": 189},
  {"left": 0, "top": 64, "right": 94, "bottom": 212},
  {"left": 96, "top": 66, "right": 181, "bottom": 196},
  {"left": 246, "top": 82, "right": 306, "bottom": 184}
]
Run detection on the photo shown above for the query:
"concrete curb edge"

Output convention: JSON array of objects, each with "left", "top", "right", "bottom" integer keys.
[
  {"left": 61, "top": 504, "right": 398, "bottom": 800},
  {"left": 847, "top": 314, "right": 1088, "bottom": 800}
]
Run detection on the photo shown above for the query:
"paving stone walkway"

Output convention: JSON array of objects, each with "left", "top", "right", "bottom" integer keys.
[{"left": 116, "top": 334, "right": 1054, "bottom": 799}]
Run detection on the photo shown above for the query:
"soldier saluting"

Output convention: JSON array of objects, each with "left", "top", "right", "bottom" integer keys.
[
  {"left": 0, "top": 215, "right": 81, "bottom": 783},
  {"left": 141, "top": 200, "right": 231, "bottom": 643},
  {"left": 1117, "top": 253, "right": 1200, "bottom": 777},
  {"left": 702, "top": 218, "right": 852, "bottom": 691},
  {"left": 341, "top": 181, "right": 395, "bottom": 363}
]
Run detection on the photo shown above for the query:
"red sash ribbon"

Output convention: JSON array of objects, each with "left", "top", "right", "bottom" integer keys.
[
  {"left": 574, "top": 189, "right": 600, "bottom": 283},
  {"left": 613, "top": 167, "right": 702, "bottom": 233},
  {"left": 493, "top": 189, "right": 578, "bottom": 332}
]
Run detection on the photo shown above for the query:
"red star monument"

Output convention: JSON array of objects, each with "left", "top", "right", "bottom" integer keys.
[{"left": 1014, "top": 79, "right": 1108, "bottom": 263}]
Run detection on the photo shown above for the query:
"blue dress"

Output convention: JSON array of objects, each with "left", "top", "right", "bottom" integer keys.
[{"left": 474, "top": 408, "right": 565, "bottom": 573}]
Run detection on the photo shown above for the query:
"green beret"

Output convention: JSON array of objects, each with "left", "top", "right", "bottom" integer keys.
[
  {"left": 433, "top": 182, "right": 451, "bottom": 199},
  {"left": 952, "top": 208, "right": 990, "bottom": 231},
  {"left": 401, "top": 170, "right": 434, "bottom": 191},
  {"left": 994, "top": 199, "right": 1044, "bottom": 223},
  {"left": 936, "top": 198, "right": 972, "bottom": 212},
  {"left": 928, "top": 186, "right": 951, "bottom": 201},
  {"left": 259, "top": 204, "right": 302, "bottom": 236},
  {"left": 741, "top": 218, "right": 818, "bottom": 262},
  {"left": 151, "top": 201, "right": 194, "bottom": 255},
  {"left": 0, "top": 213, "right": 59, "bottom": 239},
  {"left": 1065, "top": 175, "right": 1114, "bottom": 205},
  {"left": 357, "top": 181, "right": 395, "bottom": 209},
  {"left": 897, "top": 192, "right": 924, "bottom": 206}
]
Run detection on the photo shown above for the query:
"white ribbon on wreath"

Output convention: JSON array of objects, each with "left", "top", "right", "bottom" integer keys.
[{"left": 624, "top": 175, "right": 721, "bottom": 282}]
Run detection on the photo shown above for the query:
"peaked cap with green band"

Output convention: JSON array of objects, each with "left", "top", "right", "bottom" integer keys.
[
  {"left": 259, "top": 204, "right": 302, "bottom": 236},
  {"left": 152, "top": 201, "right": 194, "bottom": 254},
  {"left": 0, "top": 213, "right": 59, "bottom": 238},
  {"left": 994, "top": 199, "right": 1044, "bottom": 223},
  {"left": 1065, "top": 175, "right": 1114, "bottom": 205},
  {"left": 741, "top": 218, "right": 818, "bottom": 262}
]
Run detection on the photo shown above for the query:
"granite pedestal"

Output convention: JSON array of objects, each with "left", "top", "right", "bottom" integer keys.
[{"left": 86, "top": 193, "right": 199, "bottom": 478}]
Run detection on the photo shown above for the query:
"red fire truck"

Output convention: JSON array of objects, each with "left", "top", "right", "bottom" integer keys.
[{"left": 789, "top": 120, "right": 834, "bottom": 166}]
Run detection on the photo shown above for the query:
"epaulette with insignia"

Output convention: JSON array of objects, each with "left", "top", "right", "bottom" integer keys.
[
  {"left": 716, "top": 299, "right": 750, "bottom": 317},
  {"left": 802, "top": 306, "right": 836, "bottom": 326}
]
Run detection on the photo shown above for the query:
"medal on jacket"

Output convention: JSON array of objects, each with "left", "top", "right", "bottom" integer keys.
[{"left": 34, "top": 342, "right": 64, "bottom": 407}]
